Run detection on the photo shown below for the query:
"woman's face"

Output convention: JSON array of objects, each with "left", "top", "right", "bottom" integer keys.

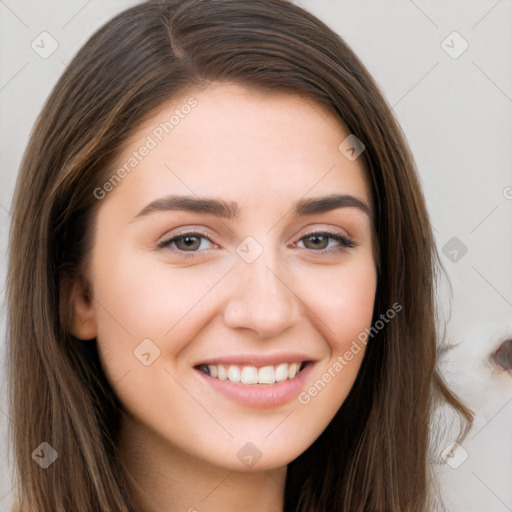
[{"left": 71, "top": 83, "right": 377, "bottom": 471}]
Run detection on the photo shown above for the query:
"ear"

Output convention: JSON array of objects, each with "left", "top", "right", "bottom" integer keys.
[{"left": 66, "top": 276, "right": 98, "bottom": 340}]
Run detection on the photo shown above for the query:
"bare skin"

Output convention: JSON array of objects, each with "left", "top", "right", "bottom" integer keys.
[{"left": 69, "top": 83, "right": 377, "bottom": 512}]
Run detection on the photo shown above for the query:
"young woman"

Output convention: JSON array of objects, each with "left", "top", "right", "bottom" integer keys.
[{"left": 7, "top": 0, "right": 472, "bottom": 510}]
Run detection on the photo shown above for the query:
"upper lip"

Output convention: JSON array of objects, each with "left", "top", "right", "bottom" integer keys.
[{"left": 194, "top": 353, "right": 314, "bottom": 367}]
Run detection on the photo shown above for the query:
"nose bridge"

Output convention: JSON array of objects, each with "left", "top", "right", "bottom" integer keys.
[{"left": 223, "top": 245, "right": 300, "bottom": 337}]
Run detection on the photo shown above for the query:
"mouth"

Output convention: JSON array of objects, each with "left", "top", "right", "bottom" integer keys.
[{"left": 194, "top": 361, "right": 309, "bottom": 386}]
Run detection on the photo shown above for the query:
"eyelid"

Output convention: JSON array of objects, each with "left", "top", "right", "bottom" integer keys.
[{"left": 292, "top": 224, "right": 354, "bottom": 243}]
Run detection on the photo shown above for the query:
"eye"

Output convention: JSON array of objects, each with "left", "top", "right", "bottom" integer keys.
[
  {"left": 296, "top": 231, "right": 355, "bottom": 254},
  {"left": 156, "top": 230, "right": 355, "bottom": 257},
  {"left": 157, "top": 231, "right": 215, "bottom": 253}
]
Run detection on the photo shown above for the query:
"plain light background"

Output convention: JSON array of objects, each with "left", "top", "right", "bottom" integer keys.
[{"left": 1, "top": 1, "right": 511, "bottom": 510}]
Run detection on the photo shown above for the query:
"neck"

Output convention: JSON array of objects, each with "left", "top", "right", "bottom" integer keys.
[{"left": 116, "top": 415, "right": 286, "bottom": 512}]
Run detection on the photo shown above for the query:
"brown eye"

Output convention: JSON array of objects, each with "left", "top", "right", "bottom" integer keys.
[
  {"left": 157, "top": 232, "right": 214, "bottom": 253},
  {"left": 299, "top": 232, "right": 354, "bottom": 252},
  {"left": 174, "top": 235, "right": 202, "bottom": 251},
  {"left": 303, "top": 234, "right": 330, "bottom": 250}
]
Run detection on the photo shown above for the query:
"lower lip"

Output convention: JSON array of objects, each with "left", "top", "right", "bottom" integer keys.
[{"left": 195, "top": 363, "right": 314, "bottom": 409}]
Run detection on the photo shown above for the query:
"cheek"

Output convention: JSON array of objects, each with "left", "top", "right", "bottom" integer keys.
[
  {"left": 293, "top": 282, "right": 375, "bottom": 440},
  {"left": 89, "top": 246, "right": 232, "bottom": 384},
  {"left": 287, "top": 254, "right": 376, "bottom": 412},
  {"left": 298, "top": 254, "right": 377, "bottom": 351}
]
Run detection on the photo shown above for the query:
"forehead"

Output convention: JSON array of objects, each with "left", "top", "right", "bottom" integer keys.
[{"left": 107, "top": 83, "right": 371, "bottom": 209}]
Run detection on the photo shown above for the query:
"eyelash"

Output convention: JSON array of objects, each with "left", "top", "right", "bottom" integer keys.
[{"left": 156, "top": 230, "right": 355, "bottom": 257}]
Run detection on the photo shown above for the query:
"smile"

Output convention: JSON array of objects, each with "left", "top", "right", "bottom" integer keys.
[
  {"left": 196, "top": 362, "right": 306, "bottom": 385},
  {"left": 194, "top": 360, "right": 314, "bottom": 409}
]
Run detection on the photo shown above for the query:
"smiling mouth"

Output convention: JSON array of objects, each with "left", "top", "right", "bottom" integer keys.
[{"left": 195, "top": 361, "right": 308, "bottom": 385}]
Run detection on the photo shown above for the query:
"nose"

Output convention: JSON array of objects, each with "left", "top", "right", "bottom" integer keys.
[{"left": 223, "top": 252, "right": 301, "bottom": 338}]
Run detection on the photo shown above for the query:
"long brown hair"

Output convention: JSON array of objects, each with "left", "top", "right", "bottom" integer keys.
[{"left": 7, "top": 1, "right": 472, "bottom": 510}]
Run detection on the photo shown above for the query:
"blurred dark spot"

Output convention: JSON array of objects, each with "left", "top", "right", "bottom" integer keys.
[{"left": 490, "top": 338, "right": 512, "bottom": 373}]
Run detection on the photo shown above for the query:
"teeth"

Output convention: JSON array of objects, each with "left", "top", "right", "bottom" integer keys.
[
  {"left": 258, "top": 366, "right": 275, "bottom": 384},
  {"left": 240, "top": 366, "right": 258, "bottom": 384},
  {"left": 275, "top": 363, "right": 288, "bottom": 382},
  {"left": 217, "top": 365, "right": 227, "bottom": 380},
  {"left": 198, "top": 362, "right": 304, "bottom": 385},
  {"left": 288, "top": 362, "right": 300, "bottom": 379},
  {"left": 227, "top": 365, "right": 241, "bottom": 383}
]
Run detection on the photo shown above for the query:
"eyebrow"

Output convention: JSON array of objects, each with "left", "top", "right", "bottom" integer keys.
[{"left": 132, "top": 193, "right": 371, "bottom": 220}]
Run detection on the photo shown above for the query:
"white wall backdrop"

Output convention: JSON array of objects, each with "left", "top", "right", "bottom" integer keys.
[{"left": 1, "top": 1, "right": 511, "bottom": 511}]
